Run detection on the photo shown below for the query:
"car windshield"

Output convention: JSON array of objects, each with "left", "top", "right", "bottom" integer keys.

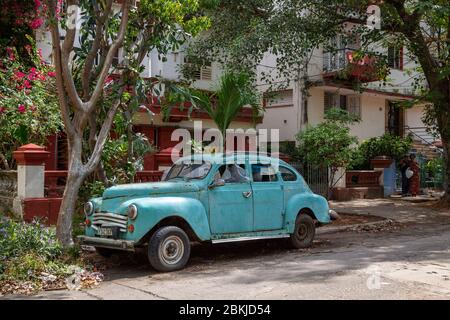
[{"left": 164, "top": 161, "right": 212, "bottom": 181}]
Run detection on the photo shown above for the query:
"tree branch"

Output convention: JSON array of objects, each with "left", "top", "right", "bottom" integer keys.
[
  {"left": 81, "top": 0, "right": 113, "bottom": 100},
  {"left": 45, "top": 0, "right": 76, "bottom": 138},
  {"left": 86, "top": 86, "right": 125, "bottom": 173},
  {"left": 87, "top": 0, "right": 129, "bottom": 113},
  {"left": 60, "top": 0, "right": 85, "bottom": 111}
]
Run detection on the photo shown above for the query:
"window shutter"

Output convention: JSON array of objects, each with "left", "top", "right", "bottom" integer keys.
[
  {"left": 200, "top": 65, "right": 212, "bottom": 80},
  {"left": 347, "top": 95, "right": 361, "bottom": 118},
  {"left": 324, "top": 92, "right": 332, "bottom": 112},
  {"left": 340, "top": 95, "right": 347, "bottom": 110}
]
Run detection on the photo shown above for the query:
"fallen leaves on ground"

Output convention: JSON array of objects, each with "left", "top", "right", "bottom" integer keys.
[
  {"left": 348, "top": 220, "right": 402, "bottom": 233},
  {"left": 0, "top": 269, "right": 104, "bottom": 296}
]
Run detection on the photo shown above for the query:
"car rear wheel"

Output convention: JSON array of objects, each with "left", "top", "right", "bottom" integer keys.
[
  {"left": 148, "top": 226, "right": 191, "bottom": 272},
  {"left": 290, "top": 214, "right": 316, "bottom": 249}
]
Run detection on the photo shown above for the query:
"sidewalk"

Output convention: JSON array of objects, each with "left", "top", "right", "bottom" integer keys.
[{"left": 329, "top": 198, "right": 450, "bottom": 225}]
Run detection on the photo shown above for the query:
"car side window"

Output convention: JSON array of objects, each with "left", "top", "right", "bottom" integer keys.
[
  {"left": 216, "top": 164, "right": 249, "bottom": 183},
  {"left": 252, "top": 164, "right": 278, "bottom": 182},
  {"left": 280, "top": 166, "right": 298, "bottom": 182}
]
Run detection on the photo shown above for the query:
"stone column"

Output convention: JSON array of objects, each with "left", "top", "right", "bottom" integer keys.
[{"left": 12, "top": 144, "right": 49, "bottom": 218}]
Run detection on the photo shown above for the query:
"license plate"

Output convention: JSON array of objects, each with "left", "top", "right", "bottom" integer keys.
[{"left": 97, "top": 227, "right": 113, "bottom": 237}]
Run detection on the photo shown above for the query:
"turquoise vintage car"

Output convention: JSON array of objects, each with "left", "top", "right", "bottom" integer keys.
[{"left": 79, "top": 153, "right": 331, "bottom": 272}]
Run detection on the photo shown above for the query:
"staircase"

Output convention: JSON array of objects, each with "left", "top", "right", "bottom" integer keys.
[{"left": 405, "top": 126, "right": 443, "bottom": 160}]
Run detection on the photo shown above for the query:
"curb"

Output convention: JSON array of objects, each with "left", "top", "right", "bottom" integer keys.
[{"left": 317, "top": 218, "right": 395, "bottom": 235}]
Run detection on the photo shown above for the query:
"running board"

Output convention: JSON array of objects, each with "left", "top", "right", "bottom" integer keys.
[{"left": 212, "top": 234, "right": 290, "bottom": 244}]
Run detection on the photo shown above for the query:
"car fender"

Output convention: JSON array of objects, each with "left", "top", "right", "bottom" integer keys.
[
  {"left": 285, "top": 193, "right": 330, "bottom": 233},
  {"left": 120, "top": 197, "right": 211, "bottom": 242}
]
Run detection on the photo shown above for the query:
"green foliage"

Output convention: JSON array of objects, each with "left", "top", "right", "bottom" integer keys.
[
  {"left": 0, "top": 38, "right": 62, "bottom": 168},
  {"left": 0, "top": 219, "right": 62, "bottom": 268},
  {"left": 296, "top": 107, "right": 358, "bottom": 172},
  {"left": 192, "top": 71, "right": 262, "bottom": 135},
  {"left": 324, "top": 107, "right": 361, "bottom": 125},
  {"left": 0, "top": 217, "right": 88, "bottom": 293},
  {"left": 103, "top": 133, "right": 155, "bottom": 184},
  {"left": 350, "top": 134, "right": 413, "bottom": 170},
  {"left": 425, "top": 157, "right": 444, "bottom": 180},
  {"left": 0, "top": 218, "right": 65, "bottom": 280}
]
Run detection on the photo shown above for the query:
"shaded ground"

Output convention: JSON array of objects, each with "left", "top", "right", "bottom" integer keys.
[{"left": 3, "top": 199, "right": 450, "bottom": 300}]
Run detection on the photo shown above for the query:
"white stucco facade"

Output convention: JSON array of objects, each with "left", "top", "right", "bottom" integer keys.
[{"left": 34, "top": 19, "right": 428, "bottom": 144}]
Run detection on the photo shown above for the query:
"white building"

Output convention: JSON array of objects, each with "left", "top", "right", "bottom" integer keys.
[
  {"left": 256, "top": 38, "right": 432, "bottom": 147},
  {"left": 34, "top": 14, "right": 438, "bottom": 172}
]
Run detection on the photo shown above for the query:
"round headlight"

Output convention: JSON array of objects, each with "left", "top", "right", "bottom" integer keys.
[
  {"left": 128, "top": 205, "right": 138, "bottom": 220},
  {"left": 84, "top": 201, "right": 94, "bottom": 216}
]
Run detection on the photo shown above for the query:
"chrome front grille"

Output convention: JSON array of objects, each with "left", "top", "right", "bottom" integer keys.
[{"left": 92, "top": 212, "right": 128, "bottom": 232}]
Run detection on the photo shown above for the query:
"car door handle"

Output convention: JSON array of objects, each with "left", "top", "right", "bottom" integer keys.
[{"left": 242, "top": 191, "right": 252, "bottom": 198}]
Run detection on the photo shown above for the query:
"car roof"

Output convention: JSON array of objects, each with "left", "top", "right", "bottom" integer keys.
[{"left": 176, "top": 152, "right": 290, "bottom": 166}]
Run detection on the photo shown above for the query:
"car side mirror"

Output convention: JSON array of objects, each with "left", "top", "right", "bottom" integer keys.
[{"left": 209, "top": 179, "right": 226, "bottom": 189}]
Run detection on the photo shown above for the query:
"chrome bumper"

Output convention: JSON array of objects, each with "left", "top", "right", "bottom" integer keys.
[{"left": 78, "top": 236, "right": 135, "bottom": 252}]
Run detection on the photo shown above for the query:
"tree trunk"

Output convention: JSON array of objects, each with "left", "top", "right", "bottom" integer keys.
[
  {"left": 56, "top": 137, "right": 86, "bottom": 247},
  {"left": 56, "top": 169, "right": 85, "bottom": 246},
  {"left": 440, "top": 134, "right": 450, "bottom": 203}
]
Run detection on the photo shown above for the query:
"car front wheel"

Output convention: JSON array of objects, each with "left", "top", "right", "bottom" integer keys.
[
  {"left": 148, "top": 226, "right": 191, "bottom": 272},
  {"left": 290, "top": 214, "right": 316, "bottom": 249}
]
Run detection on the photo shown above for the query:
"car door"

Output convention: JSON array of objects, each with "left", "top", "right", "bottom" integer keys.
[
  {"left": 250, "top": 163, "right": 284, "bottom": 231},
  {"left": 208, "top": 163, "right": 254, "bottom": 234}
]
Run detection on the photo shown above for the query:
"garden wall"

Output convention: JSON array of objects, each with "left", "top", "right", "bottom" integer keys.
[{"left": 0, "top": 171, "right": 17, "bottom": 215}]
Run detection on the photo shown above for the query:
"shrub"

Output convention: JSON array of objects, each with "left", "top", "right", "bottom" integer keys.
[
  {"left": 0, "top": 217, "right": 91, "bottom": 295},
  {"left": 350, "top": 133, "right": 413, "bottom": 170},
  {"left": 0, "top": 37, "right": 62, "bottom": 169},
  {"left": 296, "top": 108, "right": 359, "bottom": 198}
]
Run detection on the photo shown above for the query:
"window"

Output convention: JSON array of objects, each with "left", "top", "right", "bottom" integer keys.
[
  {"left": 388, "top": 46, "right": 403, "bottom": 70},
  {"left": 184, "top": 56, "right": 212, "bottom": 81},
  {"left": 324, "top": 92, "right": 361, "bottom": 118},
  {"left": 164, "top": 161, "right": 212, "bottom": 181},
  {"left": 347, "top": 95, "right": 361, "bottom": 118},
  {"left": 280, "top": 167, "right": 297, "bottom": 182},
  {"left": 112, "top": 49, "right": 120, "bottom": 67},
  {"left": 215, "top": 164, "right": 249, "bottom": 184},
  {"left": 265, "top": 90, "right": 293, "bottom": 108},
  {"left": 252, "top": 164, "right": 278, "bottom": 182},
  {"left": 323, "top": 34, "right": 360, "bottom": 72},
  {"left": 324, "top": 92, "right": 340, "bottom": 113}
]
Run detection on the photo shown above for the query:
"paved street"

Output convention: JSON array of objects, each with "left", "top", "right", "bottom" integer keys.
[{"left": 2, "top": 199, "right": 449, "bottom": 300}]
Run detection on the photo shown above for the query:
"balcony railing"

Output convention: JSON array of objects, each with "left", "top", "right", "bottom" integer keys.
[{"left": 323, "top": 49, "right": 382, "bottom": 83}]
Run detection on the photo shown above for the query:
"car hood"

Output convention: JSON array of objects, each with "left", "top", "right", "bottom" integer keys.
[{"left": 102, "top": 181, "right": 201, "bottom": 200}]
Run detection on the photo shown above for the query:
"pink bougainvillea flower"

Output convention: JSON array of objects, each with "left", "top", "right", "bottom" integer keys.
[
  {"left": 23, "top": 80, "right": 32, "bottom": 89},
  {"left": 47, "top": 71, "right": 56, "bottom": 77},
  {"left": 34, "top": 0, "right": 42, "bottom": 10},
  {"left": 30, "top": 18, "right": 43, "bottom": 30},
  {"left": 0, "top": 106, "right": 5, "bottom": 114},
  {"left": 15, "top": 71, "right": 26, "bottom": 79},
  {"left": 17, "top": 105, "right": 26, "bottom": 113},
  {"left": 6, "top": 48, "right": 15, "bottom": 61}
]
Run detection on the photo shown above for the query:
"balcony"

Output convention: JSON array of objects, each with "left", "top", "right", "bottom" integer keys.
[{"left": 323, "top": 49, "right": 383, "bottom": 83}]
